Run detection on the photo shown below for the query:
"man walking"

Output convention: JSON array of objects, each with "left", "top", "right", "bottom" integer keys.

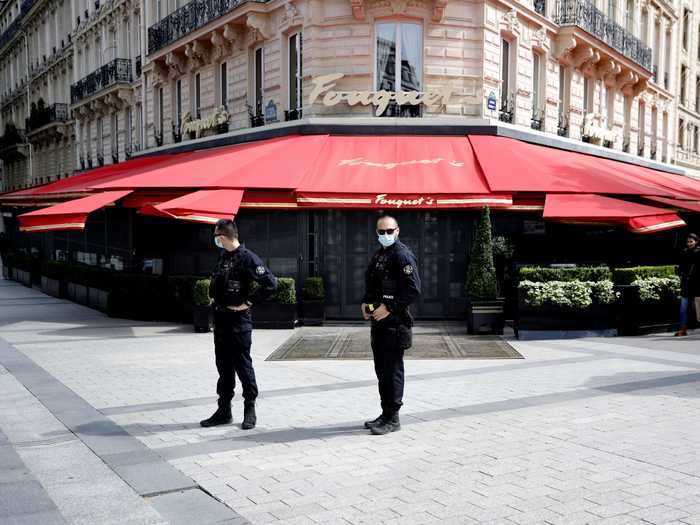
[
  {"left": 201, "top": 219, "right": 277, "bottom": 429},
  {"left": 676, "top": 232, "right": 700, "bottom": 337},
  {"left": 361, "top": 214, "right": 421, "bottom": 435}
]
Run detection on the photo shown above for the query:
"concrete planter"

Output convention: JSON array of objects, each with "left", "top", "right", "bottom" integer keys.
[
  {"left": 193, "top": 305, "right": 213, "bottom": 333},
  {"left": 14, "top": 268, "right": 32, "bottom": 287},
  {"left": 252, "top": 303, "right": 297, "bottom": 329},
  {"left": 87, "top": 287, "right": 109, "bottom": 312},
  {"left": 67, "top": 282, "right": 88, "bottom": 305},
  {"left": 40, "top": 276, "right": 63, "bottom": 298},
  {"left": 467, "top": 299, "right": 505, "bottom": 335},
  {"left": 616, "top": 284, "right": 679, "bottom": 335},
  {"left": 299, "top": 300, "right": 325, "bottom": 326}
]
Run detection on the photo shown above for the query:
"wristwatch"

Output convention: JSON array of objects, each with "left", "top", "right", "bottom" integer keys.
[{"left": 244, "top": 299, "right": 253, "bottom": 307}]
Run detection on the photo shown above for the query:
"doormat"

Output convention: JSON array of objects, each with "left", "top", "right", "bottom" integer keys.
[{"left": 266, "top": 324, "right": 522, "bottom": 361}]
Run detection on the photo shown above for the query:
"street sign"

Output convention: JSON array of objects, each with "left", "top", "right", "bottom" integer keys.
[
  {"left": 265, "top": 100, "right": 278, "bottom": 123},
  {"left": 487, "top": 92, "right": 497, "bottom": 111}
]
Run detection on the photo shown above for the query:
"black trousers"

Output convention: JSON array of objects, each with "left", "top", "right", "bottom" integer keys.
[
  {"left": 370, "top": 323, "right": 406, "bottom": 414},
  {"left": 213, "top": 311, "right": 258, "bottom": 403}
]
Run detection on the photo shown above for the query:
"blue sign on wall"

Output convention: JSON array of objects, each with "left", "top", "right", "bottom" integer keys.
[
  {"left": 265, "top": 100, "right": 278, "bottom": 123},
  {"left": 487, "top": 92, "right": 497, "bottom": 111}
]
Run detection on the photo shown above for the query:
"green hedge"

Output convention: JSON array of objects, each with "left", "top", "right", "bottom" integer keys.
[
  {"left": 613, "top": 265, "right": 677, "bottom": 285},
  {"left": 518, "top": 266, "right": 612, "bottom": 283},
  {"left": 270, "top": 277, "right": 296, "bottom": 304},
  {"left": 300, "top": 277, "right": 324, "bottom": 301},
  {"left": 193, "top": 279, "right": 211, "bottom": 306}
]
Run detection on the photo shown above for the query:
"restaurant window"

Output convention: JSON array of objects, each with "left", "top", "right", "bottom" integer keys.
[
  {"left": 253, "top": 47, "right": 263, "bottom": 117},
  {"left": 288, "top": 32, "right": 302, "bottom": 119},
  {"left": 375, "top": 22, "right": 423, "bottom": 117},
  {"left": 218, "top": 62, "right": 227, "bottom": 108}
]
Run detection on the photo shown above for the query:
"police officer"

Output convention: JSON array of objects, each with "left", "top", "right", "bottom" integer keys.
[
  {"left": 361, "top": 214, "right": 421, "bottom": 435},
  {"left": 200, "top": 219, "right": 277, "bottom": 430}
]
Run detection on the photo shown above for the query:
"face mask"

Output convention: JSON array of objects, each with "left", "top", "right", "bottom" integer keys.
[
  {"left": 215, "top": 237, "right": 224, "bottom": 249},
  {"left": 377, "top": 233, "right": 396, "bottom": 248}
]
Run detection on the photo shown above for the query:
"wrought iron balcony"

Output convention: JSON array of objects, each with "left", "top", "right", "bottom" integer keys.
[
  {"left": 71, "top": 58, "right": 132, "bottom": 104},
  {"left": 26, "top": 103, "right": 70, "bottom": 132},
  {"left": 555, "top": 0, "right": 652, "bottom": 71},
  {"left": 285, "top": 108, "right": 303, "bottom": 122},
  {"left": 148, "top": 0, "right": 271, "bottom": 55}
]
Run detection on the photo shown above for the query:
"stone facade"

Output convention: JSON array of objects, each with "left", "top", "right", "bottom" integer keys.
[
  {"left": 0, "top": 0, "right": 693, "bottom": 191},
  {"left": 674, "top": 0, "right": 700, "bottom": 171}
]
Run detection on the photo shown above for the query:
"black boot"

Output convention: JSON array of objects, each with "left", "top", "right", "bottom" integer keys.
[
  {"left": 200, "top": 401, "right": 232, "bottom": 428},
  {"left": 242, "top": 401, "right": 256, "bottom": 430},
  {"left": 364, "top": 413, "right": 385, "bottom": 429},
  {"left": 370, "top": 413, "right": 400, "bottom": 435}
]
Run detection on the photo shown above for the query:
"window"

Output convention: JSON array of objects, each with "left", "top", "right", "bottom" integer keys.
[
  {"left": 607, "top": 0, "right": 616, "bottom": 21},
  {"left": 254, "top": 47, "right": 263, "bottom": 115},
  {"left": 679, "top": 119, "right": 685, "bottom": 150},
  {"left": 193, "top": 72, "right": 201, "bottom": 118},
  {"left": 156, "top": 0, "right": 162, "bottom": 21},
  {"left": 173, "top": 78, "right": 182, "bottom": 125},
  {"left": 111, "top": 112, "right": 118, "bottom": 158},
  {"left": 696, "top": 76, "right": 700, "bottom": 111},
  {"left": 695, "top": 125, "right": 699, "bottom": 153},
  {"left": 375, "top": 22, "right": 423, "bottom": 116},
  {"left": 683, "top": 8, "right": 690, "bottom": 50},
  {"left": 606, "top": 88, "right": 615, "bottom": 128},
  {"left": 218, "top": 62, "right": 227, "bottom": 108},
  {"left": 288, "top": 32, "right": 302, "bottom": 114},
  {"left": 532, "top": 52, "right": 541, "bottom": 113},
  {"left": 500, "top": 39, "right": 511, "bottom": 108},
  {"left": 640, "top": 10, "right": 648, "bottom": 44},
  {"left": 95, "top": 39, "right": 100, "bottom": 67},
  {"left": 625, "top": 0, "right": 634, "bottom": 32},
  {"left": 125, "top": 106, "right": 132, "bottom": 150},
  {"left": 97, "top": 116, "right": 103, "bottom": 159},
  {"left": 583, "top": 77, "right": 593, "bottom": 113},
  {"left": 681, "top": 65, "right": 688, "bottom": 105},
  {"left": 638, "top": 101, "right": 645, "bottom": 155},
  {"left": 157, "top": 86, "right": 163, "bottom": 133},
  {"left": 558, "top": 65, "right": 568, "bottom": 124},
  {"left": 136, "top": 102, "right": 143, "bottom": 149}
]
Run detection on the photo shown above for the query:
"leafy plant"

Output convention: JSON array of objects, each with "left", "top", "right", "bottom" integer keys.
[
  {"left": 465, "top": 207, "right": 498, "bottom": 301},
  {"left": 269, "top": 277, "right": 296, "bottom": 304},
  {"left": 492, "top": 236, "right": 514, "bottom": 259},
  {"left": 632, "top": 276, "right": 680, "bottom": 303},
  {"left": 518, "top": 266, "right": 612, "bottom": 283},
  {"left": 519, "top": 279, "right": 617, "bottom": 309},
  {"left": 613, "top": 265, "right": 677, "bottom": 285},
  {"left": 300, "top": 277, "right": 324, "bottom": 301},
  {"left": 193, "top": 279, "right": 211, "bottom": 306}
]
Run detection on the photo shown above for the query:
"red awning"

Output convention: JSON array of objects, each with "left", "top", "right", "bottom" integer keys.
[
  {"left": 17, "top": 190, "right": 132, "bottom": 232},
  {"left": 295, "top": 135, "right": 511, "bottom": 208},
  {"left": 0, "top": 155, "right": 176, "bottom": 204},
  {"left": 642, "top": 196, "right": 700, "bottom": 213},
  {"left": 93, "top": 136, "right": 328, "bottom": 190},
  {"left": 469, "top": 136, "right": 683, "bottom": 198},
  {"left": 139, "top": 189, "right": 243, "bottom": 224},
  {"left": 543, "top": 194, "right": 686, "bottom": 233}
]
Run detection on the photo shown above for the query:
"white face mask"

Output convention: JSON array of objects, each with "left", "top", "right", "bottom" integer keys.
[
  {"left": 215, "top": 237, "right": 224, "bottom": 249},
  {"left": 377, "top": 233, "right": 396, "bottom": 248}
]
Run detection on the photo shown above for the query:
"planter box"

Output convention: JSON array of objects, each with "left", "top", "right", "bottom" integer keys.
[
  {"left": 616, "top": 285, "right": 679, "bottom": 335},
  {"left": 67, "top": 282, "right": 88, "bottom": 305},
  {"left": 193, "top": 304, "right": 213, "bottom": 333},
  {"left": 252, "top": 303, "right": 297, "bottom": 329},
  {"left": 14, "top": 268, "right": 32, "bottom": 287},
  {"left": 40, "top": 276, "right": 64, "bottom": 298},
  {"left": 467, "top": 299, "right": 505, "bottom": 335},
  {"left": 88, "top": 287, "right": 109, "bottom": 312},
  {"left": 299, "top": 300, "right": 325, "bottom": 326},
  {"left": 516, "top": 288, "right": 615, "bottom": 338}
]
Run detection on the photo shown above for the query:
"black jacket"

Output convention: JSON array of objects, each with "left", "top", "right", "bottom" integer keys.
[
  {"left": 679, "top": 246, "right": 700, "bottom": 297},
  {"left": 209, "top": 245, "right": 278, "bottom": 309},
  {"left": 363, "top": 240, "right": 421, "bottom": 322}
]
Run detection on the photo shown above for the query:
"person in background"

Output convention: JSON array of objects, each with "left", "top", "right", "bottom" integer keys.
[{"left": 676, "top": 232, "right": 700, "bottom": 337}]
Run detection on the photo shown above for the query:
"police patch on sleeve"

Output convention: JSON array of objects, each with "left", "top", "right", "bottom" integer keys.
[
  {"left": 255, "top": 265, "right": 266, "bottom": 276},
  {"left": 403, "top": 264, "right": 413, "bottom": 275}
]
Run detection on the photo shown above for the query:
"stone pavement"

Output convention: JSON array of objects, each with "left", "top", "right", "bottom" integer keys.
[{"left": 1, "top": 276, "right": 700, "bottom": 524}]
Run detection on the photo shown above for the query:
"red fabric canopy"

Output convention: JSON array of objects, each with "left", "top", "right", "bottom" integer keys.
[
  {"left": 543, "top": 194, "right": 686, "bottom": 233},
  {"left": 94, "top": 136, "right": 328, "bottom": 190},
  {"left": 139, "top": 189, "right": 243, "bottom": 224},
  {"left": 469, "top": 136, "right": 681, "bottom": 197},
  {"left": 17, "top": 190, "right": 132, "bottom": 232},
  {"left": 295, "top": 135, "right": 511, "bottom": 208},
  {"left": 642, "top": 196, "right": 700, "bottom": 213}
]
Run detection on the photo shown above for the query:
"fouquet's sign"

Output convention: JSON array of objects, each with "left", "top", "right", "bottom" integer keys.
[
  {"left": 308, "top": 73, "right": 454, "bottom": 116},
  {"left": 374, "top": 194, "right": 435, "bottom": 208}
]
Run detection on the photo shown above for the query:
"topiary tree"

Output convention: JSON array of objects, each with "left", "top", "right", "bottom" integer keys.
[
  {"left": 193, "top": 279, "right": 211, "bottom": 306},
  {"left": 465, "top": 206, "right": 498, "bottom": 301}
]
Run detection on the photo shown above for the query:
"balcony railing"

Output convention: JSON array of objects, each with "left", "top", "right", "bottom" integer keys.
[
  {"left": 26, "top": 103, "right": 70, "bottom": 132},
  {"left": 0, "top": 0, "right": 36, "bottom": 51},
  {"left": 71, "top": 58, "right": 132, "bottom": 104},
  {"left": 555, "top": 0, "right": 652, "bottom": 71},
  {"left": 148, "top": 0, "right": 270, "bottom": 55}
]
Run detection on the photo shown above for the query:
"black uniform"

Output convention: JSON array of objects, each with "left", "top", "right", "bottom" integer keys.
[
  {"left": 363, "top": 240, "right": 421, "bottom": 414},
  {"left": 209, "top": 245, "right": 277, "bottom": 404}
]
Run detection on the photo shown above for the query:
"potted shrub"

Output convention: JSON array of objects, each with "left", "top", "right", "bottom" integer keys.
[
  {"left": 614, "top": 265, "right": 680, "bottom": 335},
  {"left": 465, "top": 207, "right": 504, "bottom": 335},
  {"left": 192, "top": 279, "right": 213, "bottom": 332},
  {"left": 299, "top": 276, "right": 325, "bottom": 326},
  {"left": 252, "top": 277, "right": 297, "bottom": 329},
  {"left": 515, "top": 266, "right": 617, "bottom": 338}
]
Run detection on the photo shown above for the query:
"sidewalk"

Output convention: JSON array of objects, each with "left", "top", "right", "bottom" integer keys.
[{"left": 1, "top": 277, "right": 700, "bottom": 524}]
